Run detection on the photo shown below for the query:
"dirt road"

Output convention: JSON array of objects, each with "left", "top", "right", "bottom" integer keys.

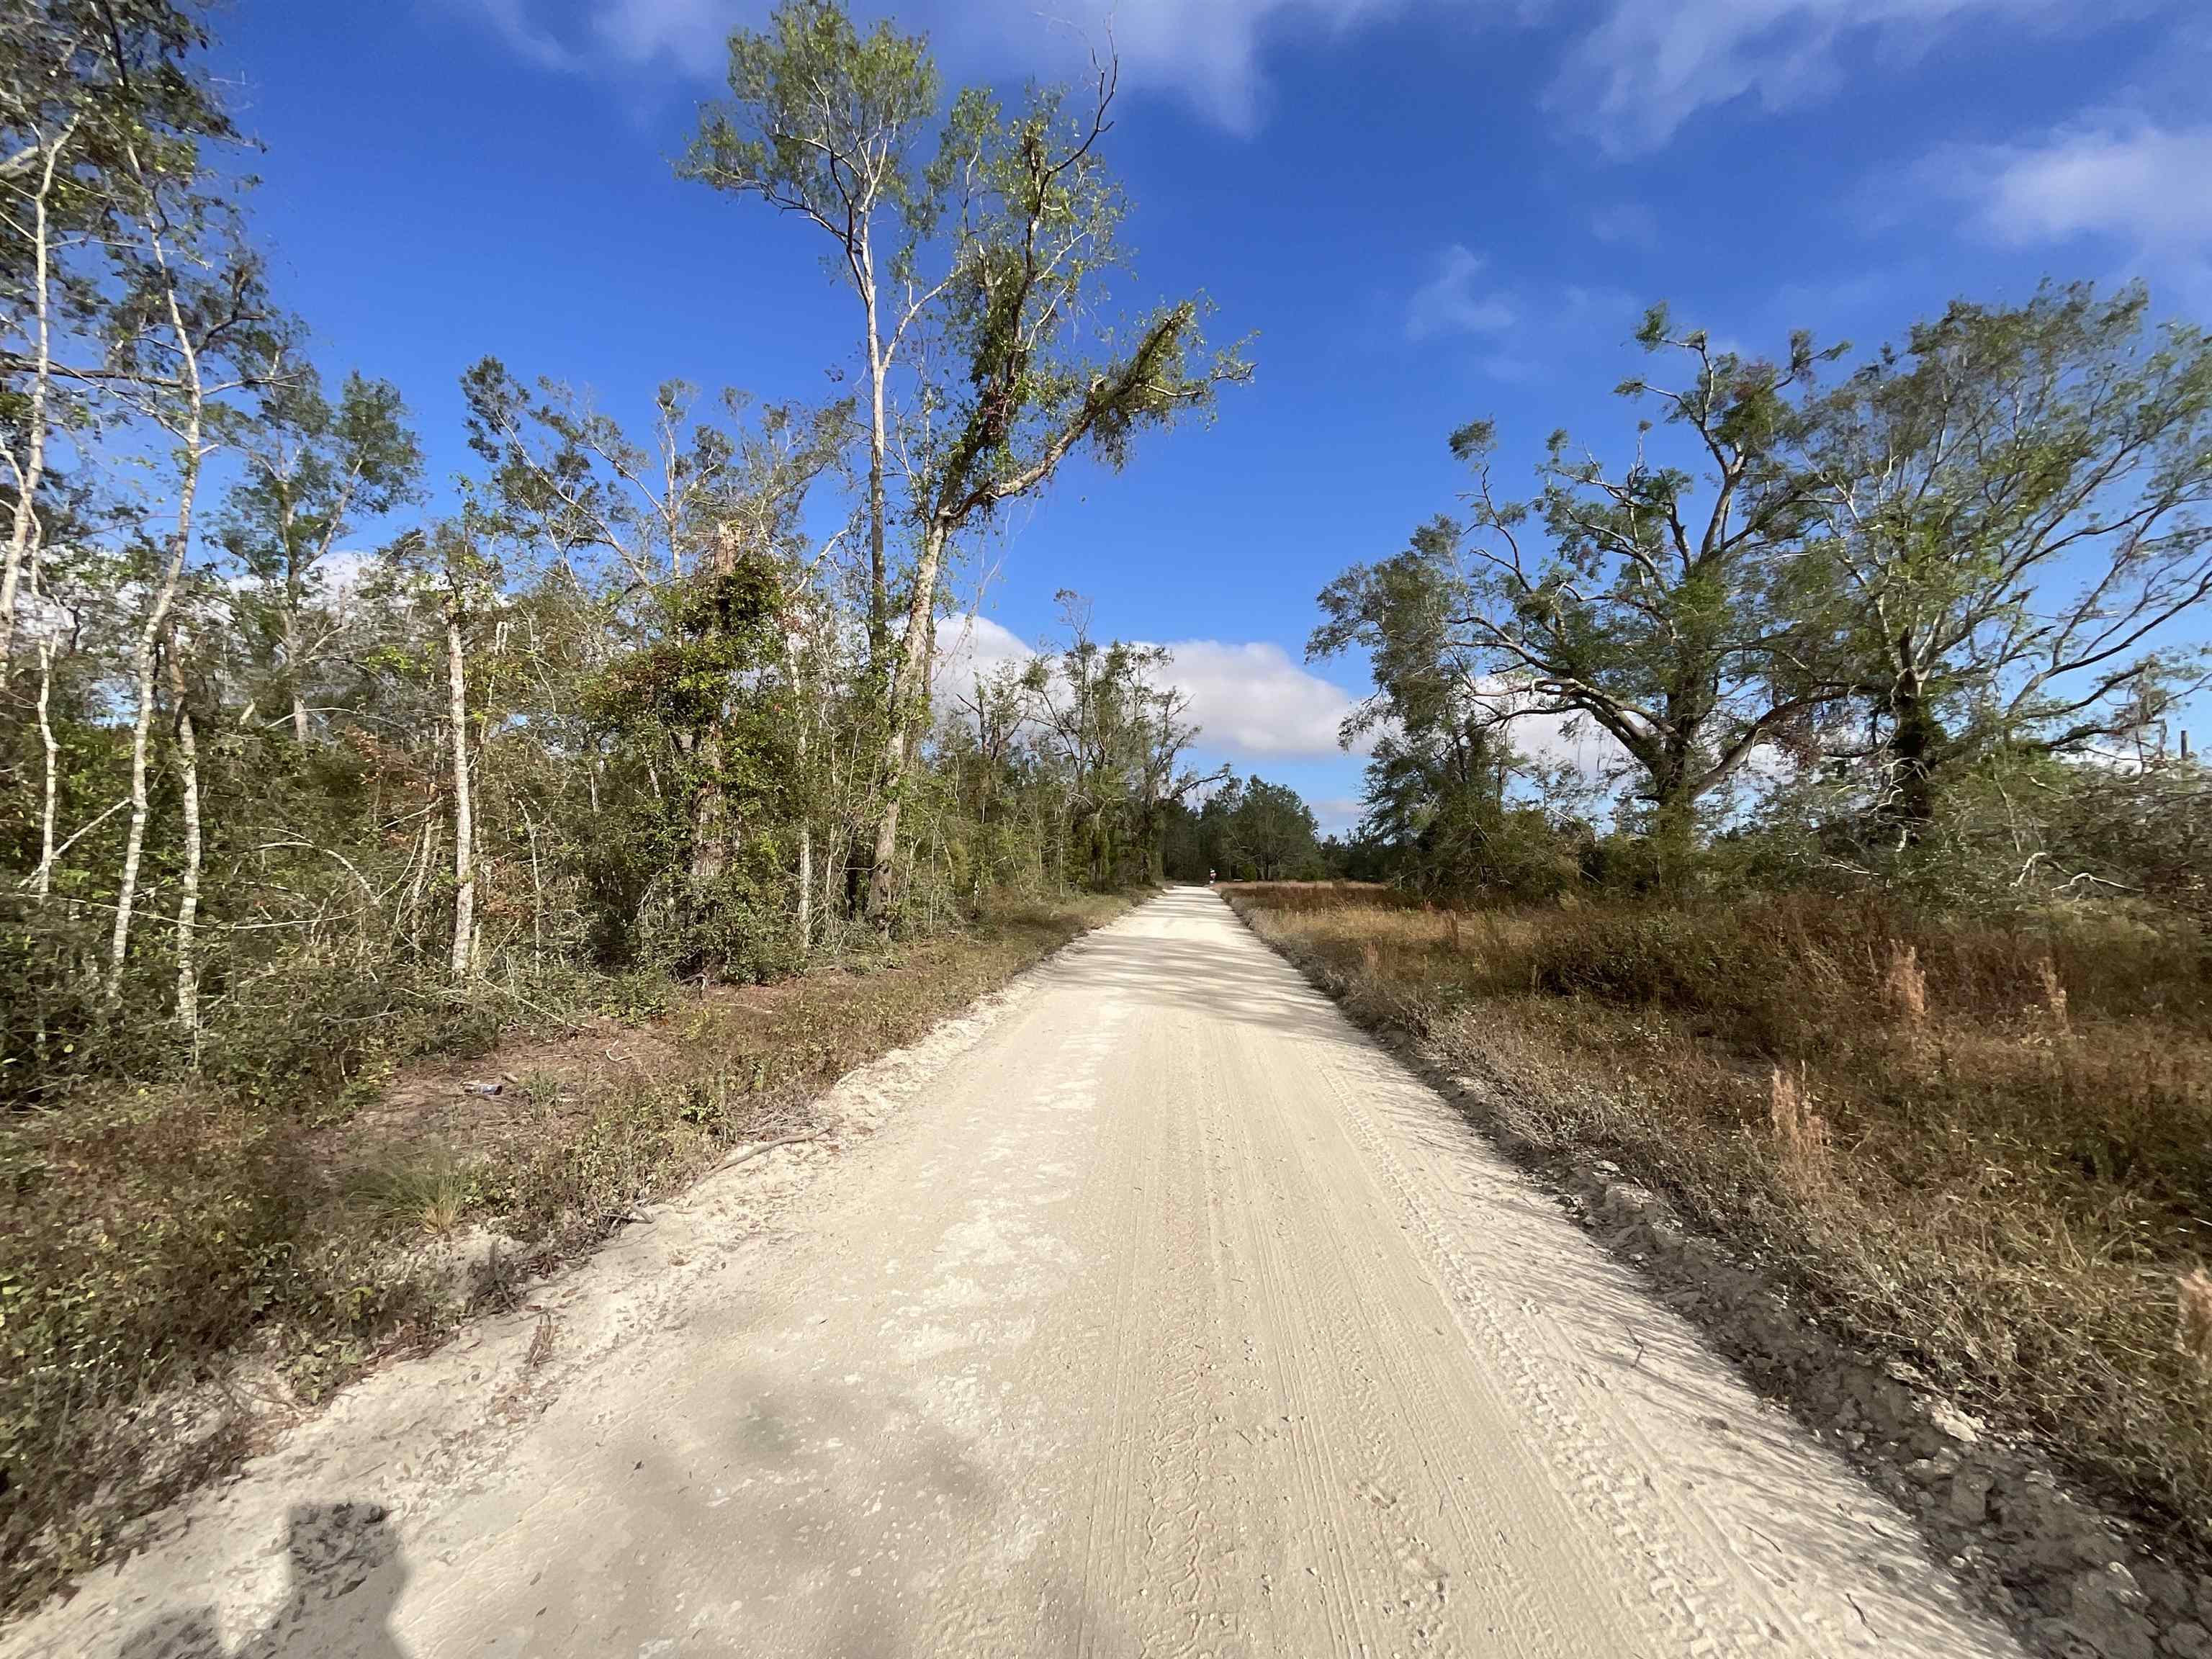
[{"left": 18, "top": 888, "right": 2020, "bottom": 1658}]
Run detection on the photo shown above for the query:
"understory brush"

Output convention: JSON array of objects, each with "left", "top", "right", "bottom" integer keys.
[{"left": 1227, "top": 881, "right": 2212, "bottom": 1545}]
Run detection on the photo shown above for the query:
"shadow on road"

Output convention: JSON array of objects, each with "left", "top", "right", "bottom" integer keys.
[{"left": 117, "top": 1502, "right": 405, "bottom": 1659}]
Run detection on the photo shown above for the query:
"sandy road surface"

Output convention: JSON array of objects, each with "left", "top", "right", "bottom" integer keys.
[{"left": 14, "top": 888, "right": 2020, "bottom": 1658}]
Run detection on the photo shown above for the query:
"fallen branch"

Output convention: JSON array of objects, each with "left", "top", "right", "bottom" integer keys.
[
  {"left": 717, "top": 1130, "right": 825, "bottom": 1172},
  {"left": 475, "top": 978, "right": 588, "bottom": 1034}
]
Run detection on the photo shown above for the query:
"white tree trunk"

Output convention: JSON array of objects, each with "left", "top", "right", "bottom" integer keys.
[
  {"left": 797, "top": 822, "right": 813, "bottom": 953},
  {"left": 107, "top": 526, "right": 192, "bottom": 1004},
  {"left": 106, "top": 147, "right": 207, "bottom": 1009},
  {"left": 0, "top": 124, "right": 70, "bottom": 677},
  {"left": 860, "top": 238, "right": 891, "bottom": 682},
  {"left": 787, "top": 631, "right": 813, "bottom": 956},
  {"left": 446, "top": 597, "right": 476, "bottom": 981},
  {"left": 868, "top": 522, "right": 948, "bottom": 921},
  {"left": 163, "top": 627, "right": 202, "bottom": 1035},
  {"left": 285, "top": 557, "right": 309, "bottom": 743},
  {"left": 32, "top": 627, "right": 58, "bottom": 899}
]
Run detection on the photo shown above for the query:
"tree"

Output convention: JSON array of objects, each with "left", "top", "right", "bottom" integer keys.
[
  {"left": 866, "top": 65, "right": 1243, "bottom": 920},
  {"left": 459, "top": 361, "right": 850, "bottom": 966},
  {"left": 219, "top": 362, "right": 422, "bottom": 743},
  {"left": 1225, "top": 778, "right": 1321, "bottom": 881},
  {"left": 1, "top": 1, "right": 233, "bottom": 676},
  {"left": 379, "top": 517, "right": 503, "bottom": 982},
  {"left": 1345, "top": 313, "right": 1849, "bottom": 868},
  {"left": 1019, "top": 594, "right": 1221, "bottom": 886},
  {"left": 1802, "top": 283, "right": 2212, "bottom": 841},
  {"left": 688, "top": 1, "right": 1245, "bottom": 927},
  {"left": 0, "top": 0, "right": 1245, "bottom": 1112},
  {"left": 680, "top": 0, "right": 939, "bottom": 682},
  {"left": 96, "top": 150, "right": 273, "bottom": 1019}
]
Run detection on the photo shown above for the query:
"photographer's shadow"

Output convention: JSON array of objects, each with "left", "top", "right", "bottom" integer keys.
[{"left": 119, "top": 1501, "right": 407, "bottom": 1659}]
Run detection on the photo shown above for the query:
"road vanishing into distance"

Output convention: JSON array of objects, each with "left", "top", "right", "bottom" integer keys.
[{"left": 19, "top": 889, "right": 2019, "bottom": 1658}]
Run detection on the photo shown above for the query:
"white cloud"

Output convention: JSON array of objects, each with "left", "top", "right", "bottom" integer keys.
[
  {"left": 472, "top": 0, "right": 590, "bottom": 70},
  {"left": 932, "top": 616, "right": 1364, "bottom": 760},
  {"left": 1405, "top": 244, "right": 1516, "bottom": 341},
  {"left": 1552, "top": 0, "right": 2075, "bottom": 153},
  {"left": 587, "top": 0, "right": 742, "bottom": 67},
  {"left": 931, "top": 613, "right": 1035, "bottom": 718},
  {"left": 1308, "top": 796, "right": 1366, "bottom": 835},
  {"left": 1940, "top": 117, "right": 2212, "bottom": 253},
  {"left": 464, "top": 0, "right": 2147, "bottom": 153},
  {"left": 464, "top": 0, "right": 1429, "bottom": 132},
  {"left": 1158, "top": 639, "right": 1365, "bottom": 757},
  {"left": 935, "top": 0, "right": 1421, "bottom": 135}
]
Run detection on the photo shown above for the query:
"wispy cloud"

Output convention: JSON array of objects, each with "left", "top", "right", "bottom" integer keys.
[
  {"left": 464, "top": 0, "right": 1429, "bottom": 132},
  {"left": 586, "top": 0, "right": 743, "bottom": 68},
  {"left": 473, "top": 0, "right": 590, "bottom": 71},
  {"left": 466, "top": 0, "right": 2171, "bottom": 154},
  {"left": 1405, "top": 245, "right": 1516, "bottom": 342},
  {"left": 1942, "top": 117, "right": 2212, "bottom": 251},
  {"left": 1916, "top": 113, "right": 2212, "bottom": 302},
  {"left": 1551, "top": 0, "right": 2085, "bottom": 153}
]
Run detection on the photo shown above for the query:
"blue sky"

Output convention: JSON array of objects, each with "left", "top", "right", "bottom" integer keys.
[{"left": 209, "top": 0, "right": 2212, "bottom": 830}]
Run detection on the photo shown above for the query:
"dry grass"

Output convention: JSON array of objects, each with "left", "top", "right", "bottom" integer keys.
[
  {"left": 0, "top": 890, "right": 1125, "bottom": 1618},
  {"left": 1226, "top": 881, "right": 2212, "bottom": 1545}
]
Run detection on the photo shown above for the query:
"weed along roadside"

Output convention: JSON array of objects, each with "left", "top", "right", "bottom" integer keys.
[
  {"left": 0, "top": 894, "right": 1127, "bottom": 1620},
  {"left": 1223, "top": 881, "right": 2212, "bottom": 1655}
]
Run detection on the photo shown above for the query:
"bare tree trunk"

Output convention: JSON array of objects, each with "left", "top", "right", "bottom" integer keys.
[
  {"left": 690, "top": 724, "right": 727, "bottom": 884},
  {"left": 860, "top": 245, "right": 891, "bottom": 684},
  {"left": 32, "top": 627, "right": 58, "bottom": 898},
  {"left": 0, "top": 123, "right": 71, "bottom": 677},
  {"left": 445, "top": 595, "right": 476, "bottom": 982},
  {"left": 867, "top": 522, "right": 949, "bottom": 923},
  {"left": 796, "top": 817, "right": 814, "bottom": 946},
  {"left": 107, "top": 482, "right": 202, "bottom": 1006},
  {"left": 824, "top": 810, "right": 846, "bottom": 939},
  {"left": 521, "top": 805, "right": 544, "bottom": 958},
  {"left": 163, "top": 626, "right": 202, "bottom": 1035},
  {"left": 284, "top": 569, "right": 308, "bottom": 743},
  {"left": 788, "top": 635, "right": 813, "bottom": 956},
  {"left": 107, "top": 143, "right": 208, "bottom": 1009},
  {"left": 403, "top": 818, "right": 436, "bottom": 954}
]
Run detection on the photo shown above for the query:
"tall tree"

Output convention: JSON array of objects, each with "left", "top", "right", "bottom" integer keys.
[
  {"left": 1802, "top": 283, "right": 2212, "bottom": 840},
  {"left": 0, "top": 1, "right": 233, "bottom": 677},
  {"left": 220, "top": 362, "right": 422, "bottom": 743},
  {"left": 1337, "top": 313, "right": 1848, "bottom": 863},
  {"left": 866, "top": 65, "right": 1244, "bottom": 920},
  {"left": 1020, "top": 594, "right": 1220, "bottom": 886},
  {"left": 680, "top": 0, "right": 940, "bottom": 681},
  {"left": 686, "top": 3, "right": 1244, "bottom": 925},
  {"left": 1225, "top": 778, "right": 1321, "bottom": 881},
  {"left": 98, "top": 166, "right": 271, "bottom": 1015}
]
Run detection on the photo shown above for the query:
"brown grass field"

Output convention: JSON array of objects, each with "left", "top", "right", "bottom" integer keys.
[{"left": 1225, "top": 880, "right": 2212, "bottom": 1550}]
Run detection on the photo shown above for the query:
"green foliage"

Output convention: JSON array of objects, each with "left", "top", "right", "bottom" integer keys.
[
  {"left": 681, "top": 0, "right": 940, "bottom": 236},
  {"left": 1799, "top": 283, "right": 2212, "bottom": 837},
  {"left": 1321, "top": 283, "right": 2212, "bottom": 910}
]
